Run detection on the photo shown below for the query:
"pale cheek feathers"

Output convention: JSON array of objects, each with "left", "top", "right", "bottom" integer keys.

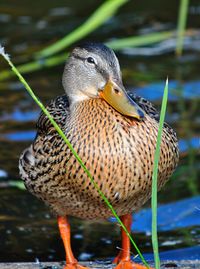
[{"left": 70, "top": 92, "right": 90, "bottom": 104}]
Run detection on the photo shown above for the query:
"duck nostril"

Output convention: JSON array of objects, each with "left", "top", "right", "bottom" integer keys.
[{"left": 114, "top": 88, "right": 120, "bottom": 94}]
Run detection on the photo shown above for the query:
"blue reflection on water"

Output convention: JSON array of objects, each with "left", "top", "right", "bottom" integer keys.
[
  {"left": 134, "top": 80, "right": 200, "bottom": 101},
  {"left": 110, "top": 196, "right": 200, "bottom": 233},
  {"left": 179, "top": 137, "right": 200, "bottom": 152},
  {"left": 139, "top": 246, "right": 200, "bottom": 261},
  {"left": 2, "top": 130, "right": 36, "bottom": 141},
  {"left": 0, "top": 109, "right": 39, "bottom": 122},
  {"left": 133, "top": 196, "right": 200, "bottom": 232}
]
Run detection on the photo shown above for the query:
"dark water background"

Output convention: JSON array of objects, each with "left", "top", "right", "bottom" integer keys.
[{"left": 0, "top": 0, "right": 200, "bottom": 264}]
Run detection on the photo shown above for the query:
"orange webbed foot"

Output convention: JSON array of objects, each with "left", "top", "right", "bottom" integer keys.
[{"left": 114, "top": 260, "right": 154, "bottom": 269}]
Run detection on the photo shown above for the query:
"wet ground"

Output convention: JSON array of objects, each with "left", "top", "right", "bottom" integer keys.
[
  {"left": 0, "top": 0, "right": 200, "bottom": 264},
  {"left": 2, "top": 260, "right": 200, "bottom": 269}
]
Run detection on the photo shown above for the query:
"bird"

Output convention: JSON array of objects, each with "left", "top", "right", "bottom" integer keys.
[{"left": 19, "top": 42, "right": 179, "bottom": 269}]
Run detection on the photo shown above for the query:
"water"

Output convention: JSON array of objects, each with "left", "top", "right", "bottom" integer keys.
[{"left": 0, "top": 0, "right": 200, "bottom": 263}]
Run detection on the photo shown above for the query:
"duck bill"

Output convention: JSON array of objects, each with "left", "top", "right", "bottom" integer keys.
[{"left": 99, "top": 79, "right": 144, "bottom": 120}]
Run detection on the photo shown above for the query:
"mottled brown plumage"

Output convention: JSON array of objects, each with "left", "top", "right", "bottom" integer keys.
[
  {"left": 19, "top": 42, "right": 179, "bottom": 269},
  {"left": 19, "top": 93, "right": 178, "bottom": 219}
]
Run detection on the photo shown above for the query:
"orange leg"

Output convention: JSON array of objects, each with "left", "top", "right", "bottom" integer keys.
[
  {"left": 113, "top": 214, "right": 153, "bottom": 269},
  {"left": 58, "top": 216, "right": 89, "bottom": 269}
]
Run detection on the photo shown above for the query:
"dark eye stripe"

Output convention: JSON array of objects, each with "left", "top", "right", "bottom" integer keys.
[
  {"left": 72, "top": 53, "right": 109, "bottom": 80},
  {"left": 72, "top": 53, "right": 85, "bottom": 62}
]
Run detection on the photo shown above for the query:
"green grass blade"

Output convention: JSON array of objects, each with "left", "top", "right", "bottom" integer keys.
[
  {"left": 107, "top": 31, "right": 173, "bottom": 50},
  {"left": 176, "top": 0, "right": 189, "bottom": 56},
  {"left": 36, "top": 0, "right": 128, "bottom": 58},
  {"left": 0, "top": 47, "right": 150, "bottom": 268},
  {"left": 0, "top": 53, "right": 68, "bottom": 81},
  {"left": 0, "top": 180, "right": 26, "bottom": 190},
  {"left": 9, "top": 181, "right": 26, "bottom": 190},
  {"left": 151, "top": 78, "right": 169, "bottom": 269}
]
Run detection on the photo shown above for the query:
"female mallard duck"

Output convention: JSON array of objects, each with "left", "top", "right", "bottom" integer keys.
[{"left": 19, "top": 42, "right": 179, "bottom": 269}]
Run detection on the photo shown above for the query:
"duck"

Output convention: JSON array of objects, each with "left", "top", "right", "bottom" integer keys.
[{"left": 19, "top": 42, "right": 179, "bottom": 269}]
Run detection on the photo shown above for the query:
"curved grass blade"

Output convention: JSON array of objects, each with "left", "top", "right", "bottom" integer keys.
[
  {"left": 151, "top": 78, "right": 168, "bottom": 269},
  {"left": 36, "top": 0, "right": 128, "bottom": 58},
  {"left": 176, "top": 0, "right": 189, "bottom": 56},
  {"left": 0, "top": 53, "right": 68, "bottom": 81},
  {"left": 107, "top": 31, "right": 173, "bottom": 50},
  {"left": 0, "top": 46, "right": 150, "bottom": 268}
]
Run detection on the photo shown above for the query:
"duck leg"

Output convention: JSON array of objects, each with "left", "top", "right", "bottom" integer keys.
[
  {"left": 58, "top": 216, "right": 89, "bottom": 269},
  {"left": 113, "top": 214, "right": 153, "bottom": 269}
]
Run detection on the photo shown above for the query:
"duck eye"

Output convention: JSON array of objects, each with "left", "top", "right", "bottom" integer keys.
[{"left": 86, "top": 57, "right": 96, "bottom": 65}]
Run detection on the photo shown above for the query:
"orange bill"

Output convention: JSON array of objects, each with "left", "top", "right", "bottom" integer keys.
[{"left": 99, "top": 79, "right": 145, "bottom": 120}]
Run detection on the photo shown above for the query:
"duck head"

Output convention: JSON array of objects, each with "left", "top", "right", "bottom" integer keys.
[{"left": 62, "top": 42, "right": 144, "bottom": 120}]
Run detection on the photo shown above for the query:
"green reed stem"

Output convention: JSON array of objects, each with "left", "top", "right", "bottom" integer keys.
[
  {"left": 0, "top": 53, "right": 68, "bottom": 81},
  {"left": 107, "top": 31, "right": 173, "bottom": 50},
  {"left": 176, "top": 0, "right": 189, "bottom": 56},
  {"left": 151, "top": 79, "right": 168, "bottom": 269},
  {"left": 0, "top": 48, "right": 150, "bottom": 268},
  {"left": 36, "top": 0, "right": 128, "bottom": 58}
]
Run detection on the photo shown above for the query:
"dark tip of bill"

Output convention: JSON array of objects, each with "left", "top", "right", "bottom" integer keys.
[{"left": 138, "top": 107, "right": 145, "bottom": 119}]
